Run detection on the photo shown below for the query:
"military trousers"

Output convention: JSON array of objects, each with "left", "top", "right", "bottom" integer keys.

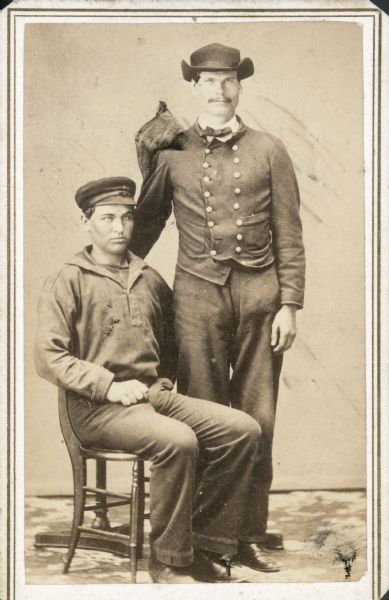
[
  {"left": 173, "top": 264, "right": 283, "bottom": 538},
  {"left": 68, "top": 380, "right": 262, "bottom": 566}
]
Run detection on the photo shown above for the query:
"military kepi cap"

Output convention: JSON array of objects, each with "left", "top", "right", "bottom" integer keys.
[
  {"left": 181, "top": 43, "right": 254, "bottom": 82},
  {"left": 75, "top": 177, "right": 136, "bottom": 212}
]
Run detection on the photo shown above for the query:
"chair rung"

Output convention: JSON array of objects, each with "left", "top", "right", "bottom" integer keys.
[
  {"left": 78, "top": 526, "right": 130, "bottom": 541},
  {"left": 84, "top": 486, "right": 131, "bottom": 500},
  {"left": 84, "top": 499, "right": 132, "bottom": 511}
]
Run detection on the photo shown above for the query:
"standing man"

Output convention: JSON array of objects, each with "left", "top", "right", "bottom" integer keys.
[{"left": 130, "top": 43, "right": 305, "bottom": 572}]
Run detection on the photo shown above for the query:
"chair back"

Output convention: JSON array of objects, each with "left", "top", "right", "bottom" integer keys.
[{"left": 58, "top": 388, "right": 82, "bottom": 465}]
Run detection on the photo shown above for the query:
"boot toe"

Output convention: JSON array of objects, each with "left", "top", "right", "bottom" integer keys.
[
  {"left": 237, "top": 543, "right": 281, "bottom": 572},
  {"left": 148, "top": 558, "right": 197, "bottom": 584}
]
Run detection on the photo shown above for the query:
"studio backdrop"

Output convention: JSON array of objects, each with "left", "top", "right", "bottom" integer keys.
[{"left": 23, "top": 20, "right": 365, "bottom": 495}]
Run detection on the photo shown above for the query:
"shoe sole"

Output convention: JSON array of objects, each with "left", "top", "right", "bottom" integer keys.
[
  {"left": 237, "top": 563, "right": 281, "bottom": 573},
  {"left": 149, "top": 570, "right": 198, "bottom": 584}
]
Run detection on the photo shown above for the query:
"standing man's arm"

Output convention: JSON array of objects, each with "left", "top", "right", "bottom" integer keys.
[
  {"left": 129, "top": 153, "right": 174, "bottom": 258},
  {"left": 158, "top": 281, "right": 178, "bottom": 384},
  {"left": 269, "top": 139, "right": 306, "bottom": 354}
]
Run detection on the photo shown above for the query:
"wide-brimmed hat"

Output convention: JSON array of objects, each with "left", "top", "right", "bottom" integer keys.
[
  {"left": 75, "top": 177, "right": 136, "bottom": 212},
  {"left": 181, "top": 43, "right": 254, "bottom": 82}
]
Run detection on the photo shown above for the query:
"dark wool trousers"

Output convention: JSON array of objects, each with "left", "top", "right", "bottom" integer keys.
[
  {"left": 173, "top": 263, "right": 283, "bottom": 539},
  {"left": 68, "top": 381, "right": 262, "bottom": 566}
]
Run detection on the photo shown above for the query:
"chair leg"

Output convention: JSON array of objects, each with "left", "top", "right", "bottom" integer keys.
[
  {"left": 129, "top": 461, "right": 141, "bottom": 583},
  {"left": 92, "top": 459, "right": 110, "bottom": 530},
  {"left": 63, "top": 456, "right": 87, "bottom": 574},
  {"left": 136, "top": 461, "right": 145, "bottom": 559}
]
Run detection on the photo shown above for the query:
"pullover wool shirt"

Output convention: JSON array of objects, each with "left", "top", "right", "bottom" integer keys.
[
  {"left": 34, "top": 247, "right": 176, "bottom": 403},
  {"left": 130, "top": 118, "right": 305, "bottom": 307}
]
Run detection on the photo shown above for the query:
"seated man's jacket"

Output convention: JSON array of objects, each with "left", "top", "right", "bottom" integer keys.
[
  {"left": 34, "top": 247, "right": 176, "bottom": 403},
  {"left": 130, "top": 118, "right": 305, "bottom": 307}
]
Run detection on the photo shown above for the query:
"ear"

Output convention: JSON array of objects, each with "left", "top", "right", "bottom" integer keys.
[
  {"left": 191, "top": 81, "right": 199, "bottom": 98},
  {"left": 81, "top": 213, "right": 91, "bottom": 232}
]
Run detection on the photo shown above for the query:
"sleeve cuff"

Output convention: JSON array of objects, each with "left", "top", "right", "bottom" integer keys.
[
  {"left": 92, "top": 368, "right": 115, "bottom": 403},
  {"left": 280, "top": 292, "right": 304, "bottom": 309}
]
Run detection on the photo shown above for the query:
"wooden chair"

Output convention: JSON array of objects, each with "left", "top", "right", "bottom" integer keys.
[{"left": 58, "top": 388, "right": 150, "bottom": 582}]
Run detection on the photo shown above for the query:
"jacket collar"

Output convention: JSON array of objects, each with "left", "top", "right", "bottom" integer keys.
[
  {"left": 191, "top": 114, "right": 247, "bottom": 145},
  {"left": 66, "top": 245, "right": 148, "bottom": 287}
]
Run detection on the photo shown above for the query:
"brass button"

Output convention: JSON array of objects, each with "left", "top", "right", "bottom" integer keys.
[
  {"left": 203, "top": 176, "right": 210, "bottom": 183},
  {"left": 203, "top": 162, "right": 209, "bottom": 168},
  {"left": 233, "top": 157, "right": 240, "bottom": 164},
  {"left": 236, "top": 219, "right": 243, "bottom": 226},
  {"left": 235, "top": 246, "right": 242, "bottom": 253},
  {"left": 205, "top": 148, "right": 211, "bottom": 154},
  {"left": 233, "top": 203, "right": 240, "bottom": 210},
  {"left": 208, "top": 221, "right": 215, "bottom": 228},
  {"left": 237, "top": 233, "right": 243, "bottom": 241},
  {"left": 206, "top": 206, "right": 213, "bottom": 213},
  {"left": 234, "top": 172, "right": 241, "bottom": 179},
  {"left": 234, "top": 187, "right": 241, "bottom": 194},
  {"left": 210, "top": 250, "right": 217, "bottom": 256},
  {"left": 232, "top": 144, "right": 239, "bottom": 151},
  {"left": 204, "top": 191, "right": 211, "bottom": 198}
]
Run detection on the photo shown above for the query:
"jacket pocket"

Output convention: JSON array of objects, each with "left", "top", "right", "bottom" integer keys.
[{"left": 242, "top": 211, "right": 271, "bottom": 251}]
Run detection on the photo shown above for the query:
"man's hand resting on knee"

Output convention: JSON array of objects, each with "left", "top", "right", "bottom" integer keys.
[{"left": 106, "top": 380, "right": 149, "bottom": 406}]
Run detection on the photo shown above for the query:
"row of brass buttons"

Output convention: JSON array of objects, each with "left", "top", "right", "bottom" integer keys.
[{"left": 204, "top": 143, "right": 243, "bottom": 257}]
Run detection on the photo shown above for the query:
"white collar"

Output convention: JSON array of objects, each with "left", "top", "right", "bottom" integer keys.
[{"left": 198, "top": 114, "right": 239, "bottom": 133}]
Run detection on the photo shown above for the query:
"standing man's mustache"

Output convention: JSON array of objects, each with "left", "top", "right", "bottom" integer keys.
[{"left": 208, "top": 98, "right": 231, "bottom": 103}]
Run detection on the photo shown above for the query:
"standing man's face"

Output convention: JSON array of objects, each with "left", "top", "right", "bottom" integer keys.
[{"left": 193, "top": 70, "right": 241, "bottom": 121}]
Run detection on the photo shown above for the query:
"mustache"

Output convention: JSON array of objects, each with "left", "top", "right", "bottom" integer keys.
[{"left": 208, "top": 98, "right": 231, "bottom": 103}]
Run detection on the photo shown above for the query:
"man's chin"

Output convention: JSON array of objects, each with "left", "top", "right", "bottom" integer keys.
[
  {"left": 109, "top": 242, "right": 128, "bottom": 254},
  {"left": 206, "top": 108, "right": 233, "bottom": 118}
]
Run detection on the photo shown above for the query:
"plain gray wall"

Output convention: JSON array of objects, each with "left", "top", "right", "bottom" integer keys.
[{"left": 24, "top": 20, "right": 366, "bottom": 494}]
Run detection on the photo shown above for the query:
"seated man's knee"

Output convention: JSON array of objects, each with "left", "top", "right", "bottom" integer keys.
[
  {"left": 168, "top": 424, "right": 199, "bottom": 459},
  {"left": 234, "top": 412, "right": 262, "bottom": 443}
]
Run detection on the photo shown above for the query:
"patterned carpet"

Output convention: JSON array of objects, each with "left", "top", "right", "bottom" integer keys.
[{"left": 25, "top": 490, "right": 366, "bottom": 584}]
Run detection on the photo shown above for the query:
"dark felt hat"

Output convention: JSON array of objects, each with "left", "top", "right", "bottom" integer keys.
[
  {"left": 75, "top": 177, "right": 136, "bottom": 212},
  {"left": 181, "top": 43, "right": 254, "bottom": 82}
]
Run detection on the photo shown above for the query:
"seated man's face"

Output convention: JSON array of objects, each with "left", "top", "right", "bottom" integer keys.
[{"left": 83, "top": 204, "right": 134, "bottom": 256}]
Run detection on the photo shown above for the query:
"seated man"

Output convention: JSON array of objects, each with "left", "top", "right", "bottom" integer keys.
[{"left": 34, "top": 176, "right": 265, "bottom": 584}]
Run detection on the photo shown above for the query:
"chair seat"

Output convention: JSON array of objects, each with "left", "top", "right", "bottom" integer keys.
[{"left": 81, "top": 446, "right": 143, "bottom": 461}]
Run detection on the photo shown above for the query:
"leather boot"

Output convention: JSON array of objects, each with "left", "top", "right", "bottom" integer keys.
[
  {"left": 148, "top": 556, "right": 197, "bottom": 584},
  {"left": 236, "top": 543, "right": 281, "bottom": 572}
]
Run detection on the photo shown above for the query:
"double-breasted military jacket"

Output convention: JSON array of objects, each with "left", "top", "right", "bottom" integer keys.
[{"left": 130, "top": 118, "right": 305, "bottom": 307}]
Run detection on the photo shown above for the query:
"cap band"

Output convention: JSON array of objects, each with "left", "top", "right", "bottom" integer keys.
[{"left": 87, "top": 190, "right": 135, "bottom": 208}]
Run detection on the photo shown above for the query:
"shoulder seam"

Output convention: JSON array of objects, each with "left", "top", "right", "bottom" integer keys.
[{"left": 44, "top": 264, "right": 81, "bottom": 290}]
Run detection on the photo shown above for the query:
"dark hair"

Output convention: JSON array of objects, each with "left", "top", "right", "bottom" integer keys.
[
  {"left": 192, "top": 72, "right": 241, "bottom": 84},
  {"left": 83, "top": 207, "right": 95, "bottom": 220}
]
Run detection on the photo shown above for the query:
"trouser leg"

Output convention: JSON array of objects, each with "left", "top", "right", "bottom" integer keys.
[
  {"left": 173, "top": 268, "right": 232, "bottom": 403},
  {"left": 148, "top": 383, "right": 263, "bottom": 555},
  {"left": 229, "top": 266, "right": 282, "bottom": 538},
  {"left": 68, "top": 398, "right": 198, "bottom": 566},
  {"left": 173, "top": 265, "right": 283, "bottom": 539}
]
